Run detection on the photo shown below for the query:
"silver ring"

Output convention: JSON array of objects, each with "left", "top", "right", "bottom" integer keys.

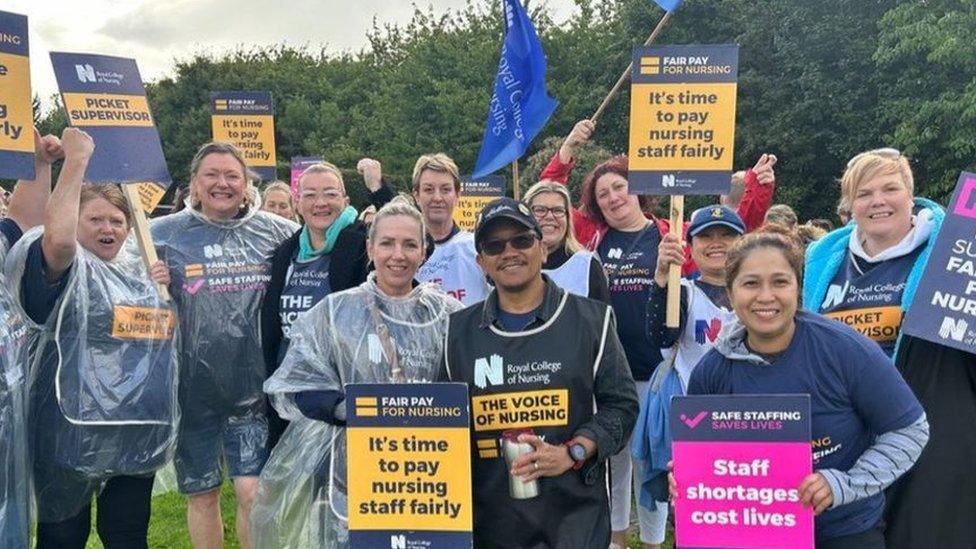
[{"left": 533, "top": 461, "right": 539, "bottom": 471}]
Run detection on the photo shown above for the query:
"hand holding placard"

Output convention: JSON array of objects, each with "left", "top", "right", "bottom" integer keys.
[{"left": 558, "top": 119, "right": 595, "bottom": 163}]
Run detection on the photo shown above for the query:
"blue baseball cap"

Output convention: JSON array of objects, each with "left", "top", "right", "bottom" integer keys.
[
  {"left": 688, "top": 205, "right": 745, "bottom": 239},
  {"left": 474, "top": 197, "right": 543, "bottom": 251}
]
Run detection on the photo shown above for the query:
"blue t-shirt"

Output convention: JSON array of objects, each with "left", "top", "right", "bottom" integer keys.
[
  {"left": 598, "top": 225, "right": 662, "bottom": 380},
  {"left": 688, "top": 310, "right": 923, "bottom": 541},
  {"left": 277, "top": 254, "right": 332, "bottom": 364},
  {"left": 21, "top": 239, "right": 70, "bottom": 324},
  {"left": 496, "top": 308, "right": 539, "bottom": 332},
  {"left": 0, "top": 218, "right": 22, "bottom": 251},
  {"left": 819, "top": 247, "right": 922, "bottom": 357}
]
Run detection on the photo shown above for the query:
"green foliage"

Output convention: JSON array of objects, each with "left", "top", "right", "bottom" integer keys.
[{"left": 28, "top": 0, "right": 976, "bottom": 218}]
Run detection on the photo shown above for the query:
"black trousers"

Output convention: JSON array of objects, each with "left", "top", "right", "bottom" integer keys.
[
  {"left": 36, "top": 474, "right": 154, "bottom": 549},
  {"left": 818, "top": 523, "right": 885, "bottom": 549}
]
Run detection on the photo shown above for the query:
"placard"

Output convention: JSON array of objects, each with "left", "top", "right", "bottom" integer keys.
[
  {"left": 50, "top": 52, "right": 171, "bottom": 185},
  {"left": 289, "top": 155, "right": 323, "bottom": 199},
  {"left": 0, "top": 10, "right": 34, "bottom": 180},
  {"left": 346, "top": 383, "right": 473, "bottom": 548},
  {"left": 671, "top": 394, "right": 813, "bottom": 549},
  {"left": 628, "top": 44, "right": 739, "bottom": 195},
  {"left": 210, "top": 91, "right": 277, "bottom": 181},
  {"left": 453, "top": 174, "right": 506, "bottom": 232},
  {"left": 902, "top": 172, "right": 976, "bottom": 352}
]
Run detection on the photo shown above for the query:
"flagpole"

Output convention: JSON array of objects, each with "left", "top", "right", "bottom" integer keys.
[
  {"left": 512, "top": 161, "right": 521, "bottom": 201},
  {"left": 590, "top": 11, "right": 674, "bottom": 124}
]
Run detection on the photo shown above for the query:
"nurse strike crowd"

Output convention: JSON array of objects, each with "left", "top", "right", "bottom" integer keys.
[{"left": 0, "top": 117, "right": 971, "bottom": 549}]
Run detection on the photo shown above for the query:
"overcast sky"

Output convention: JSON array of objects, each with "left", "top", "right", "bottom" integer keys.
[{"left": 9, "top": 0, "right": 578, "bottom": 112}]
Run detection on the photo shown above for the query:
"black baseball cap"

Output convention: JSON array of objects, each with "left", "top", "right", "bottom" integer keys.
[
  {"left": 474, "top": 197, "right": 543, "bottom": 251},
  {"left": 688, "top": 205, "right": 746, "bottom": 239}
]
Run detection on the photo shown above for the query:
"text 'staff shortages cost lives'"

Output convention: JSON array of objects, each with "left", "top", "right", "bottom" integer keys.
[
  {"left": 50, "top": 52, "right": 171, "bottom": 187},
  {"left": 211, "top": 91, "right": 277, "bottom": 182},
  {"left": 902, "top": 172, "right": 976, "bottom": 353},
  {"left": 628, "top": 44, "right": 739, "bottom": 195},
  {"left": 0, "top": 11, "right": 34, "bottom": 180},
  {"left": 346, "top": 383, "right": 473, "bottom": 548},
  {"left": 671, "top": 394, "right": 814, "bottom": 549},
  {"left": 453, "top": 174, "right": 506, "bottom": 232}
]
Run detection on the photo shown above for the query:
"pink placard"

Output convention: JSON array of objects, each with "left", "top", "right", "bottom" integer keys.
[{"left": 673, "top": 440, "right": 814, "bottom": 549}]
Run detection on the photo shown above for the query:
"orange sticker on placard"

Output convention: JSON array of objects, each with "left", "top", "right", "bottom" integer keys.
[
  {"left": 62, "top": 93, "right": 154, "bottom": 128},
  {"left": 111, "top": 305, "right": 175, "bottom": 341},
  {"left": 824, "top": 306, "right": 903, "bottom": 343}
]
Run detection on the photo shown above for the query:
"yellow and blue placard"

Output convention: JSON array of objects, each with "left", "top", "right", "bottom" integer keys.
[
  {"left": 346, "top": 382, "right": 473, "bottom": 548},
  {"left": 210, "top": 91, "right": 277, "bottom": 181},
  {"left": 453, "top": 174, "right": 506, "bottom": 232},
  {"left": 0, "top": 11, "right": 35, "bottom": 180},
  {"left": 50, "top": 52, "right": 171, "bottom": 186},
  {"left": 628, "top": 44, "right": 739, "bottom": 195}
]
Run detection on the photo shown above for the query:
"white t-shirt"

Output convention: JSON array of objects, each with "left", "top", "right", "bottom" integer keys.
[{"left": 416, "top": 230, "right": 490, "bottom": 306}]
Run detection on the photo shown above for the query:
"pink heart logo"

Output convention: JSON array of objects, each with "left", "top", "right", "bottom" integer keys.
[
  {"left": 680, "top": 411, "right": 708, "bottom": 429},
  {"left": 183, "top": 278, "right": 205, "bottom": 295}
]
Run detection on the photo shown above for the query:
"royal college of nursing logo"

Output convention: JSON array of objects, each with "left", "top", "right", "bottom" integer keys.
[
  {"left": 822, "top": 281, "right": 850, "bottom": 309},
  {"left": 474, "top": 354, "right": 504, "bottom": 389}
]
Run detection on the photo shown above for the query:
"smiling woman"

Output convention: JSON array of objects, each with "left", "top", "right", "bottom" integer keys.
[
  {"left": 150, "top": 140, "right": 300, "bottom": 548},
  {"left": 685, "top": 226, "right": 930, "bottom": 548},
  {"left": 804, "top": 149, "right": 946, "bottom": 358}
]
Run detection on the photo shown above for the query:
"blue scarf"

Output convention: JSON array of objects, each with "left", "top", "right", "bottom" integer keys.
[{"left": 298, "top": 205, "right": 358, "bottom": 261}]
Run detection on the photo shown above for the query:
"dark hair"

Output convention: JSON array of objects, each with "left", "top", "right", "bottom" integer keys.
[
  {"left": 79, "top": 184, "right": 132, "bottom": 227},
  {"left": 580, "top": 155, "right": 656, "bottom": 224},
  {"left": 724, "top": 223, "right": 805, "bottom": 307},
  {"left": 808, "top": 218, "right": 834, "bottom": 232}
]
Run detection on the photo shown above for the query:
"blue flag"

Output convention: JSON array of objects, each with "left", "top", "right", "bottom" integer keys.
[
  {"left": 653, "top": 0, "right": 683, "bottom": 12},
  {"left": 472, "top": 0, "right": 557, "bottom": 179}
]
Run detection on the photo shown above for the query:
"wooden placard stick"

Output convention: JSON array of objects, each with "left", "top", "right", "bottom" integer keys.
[
  {"left": 590, "top": 11, "right": 674, "bottom": 124},
  {"left": 666, "top": 194, "right": 684, "bottom": 328},
  {"left": 121, "top": 183, "right": 170, "bottom": 302},
  {"left": 512, "top": 161, "right": 521, "bottom": 201}
]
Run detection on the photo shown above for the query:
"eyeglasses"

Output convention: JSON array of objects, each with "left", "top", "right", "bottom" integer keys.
[
  {"left": 479, "top": 232, "right": 539, "bottom": 256},
  {"left": 530, "top": 205, "right": 567, "bottom": 218},
  {"left": 846, "top": 148, "right": 902, "bottom": 168},
  {"left": 299, "top": 189, "right": 344, "bottom": 202}
]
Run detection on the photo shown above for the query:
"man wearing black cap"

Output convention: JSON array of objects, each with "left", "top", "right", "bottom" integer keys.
[{"left": 439, "top": 197, "right": 638, "bottom": 548}]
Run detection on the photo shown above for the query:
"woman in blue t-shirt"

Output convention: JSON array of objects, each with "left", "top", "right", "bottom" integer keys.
[{"left": 683, "top": 227, "right": 929, "bottom": 548}]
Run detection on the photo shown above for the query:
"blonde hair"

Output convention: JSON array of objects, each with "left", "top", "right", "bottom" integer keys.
[
  {"left": 412, "top": 153, "right": 461, "bottom": 192},
  {"left": 523, "top": 181, "right": 582, "bottom": 255},
  {"left": 297, "top": 162, "right": 345, "bottom": 194},
  {"left": 839, "top": 149, "right": 913, "bottom": 213},
  {"left": 368, "top": 195, "right": 427, "bottom": 250},
  {"left": 188, "top": 141, "right": 257, "bottom": 210}
]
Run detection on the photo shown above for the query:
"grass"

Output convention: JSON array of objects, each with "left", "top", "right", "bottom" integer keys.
[{"left": 82, "top": 480, "right": 673, "bottom": 548}]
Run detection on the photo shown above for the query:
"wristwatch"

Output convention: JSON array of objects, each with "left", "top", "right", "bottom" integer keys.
[{"left": 563, "top": 438, "right": 588, "bottom": 470}]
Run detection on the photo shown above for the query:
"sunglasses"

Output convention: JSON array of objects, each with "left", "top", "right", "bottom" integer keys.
[
  {"left": 480, "top": 232, "right": 538, "bottom": 256},
  {"left": 846, "top": 147, "right": 901, "bottom": 168}
]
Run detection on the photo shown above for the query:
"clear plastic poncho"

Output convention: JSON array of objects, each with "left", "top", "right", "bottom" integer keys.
[
  {"left": 4, "top": 227, "right": 179, "bottom": 522},
  {"left": 0, "top": 231, "right": 33, "bottom": 547},
  {"left": 150, "top": 194, "right": 298, "bottom": 492},
  {"left": 251, "top": 275, "right": 462, "bottom": 548}
]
